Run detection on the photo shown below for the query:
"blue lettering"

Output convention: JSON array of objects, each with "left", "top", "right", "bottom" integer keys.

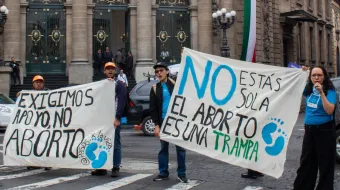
[
  {"left": 211, "top": 65, "right": 237, "bottom": 105},
  {"left": 178, "top": 56, "right": 212, "bottom": 99}
]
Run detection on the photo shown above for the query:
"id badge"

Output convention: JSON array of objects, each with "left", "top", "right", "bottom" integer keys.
[{"left": 307, "top": 94, "right": 320, "bottom": 108}]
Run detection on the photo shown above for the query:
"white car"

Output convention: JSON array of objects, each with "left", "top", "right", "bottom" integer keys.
[
  {"left": 168, "top": 63, "right": 180, "bottom": 75},
  {"left": 0, "top": 93, "right": 15, "bottom": 131}
]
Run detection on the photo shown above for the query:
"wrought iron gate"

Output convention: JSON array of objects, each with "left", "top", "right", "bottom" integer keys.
[
  {"left": 26, "top": 7, "right": 66, "bottom": 74},
  {"left": 156, "top": 10, "right": 190, "bottom": 64},
  {"left": 93, "top": 9, "right": 112, "bottom": 57}
]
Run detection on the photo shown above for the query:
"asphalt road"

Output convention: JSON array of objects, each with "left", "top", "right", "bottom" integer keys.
[{"left": 0, "top": 114, "right": 339, "bottom": 190}]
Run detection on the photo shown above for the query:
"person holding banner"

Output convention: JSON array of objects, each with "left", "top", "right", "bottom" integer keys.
[
  {"left": 293, "top": 66, "right": 336, "bottom": 190},
  {"left": 91, "top": 62, "right": 127, "bottom": 177},
  {"left": 150, "top": 62, "right": 188, "bottom": 183},
  {"left": 16, "top": 75, "right": 52, "bottom": 171}
]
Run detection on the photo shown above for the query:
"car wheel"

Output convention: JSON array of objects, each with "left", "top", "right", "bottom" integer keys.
[
  {"left": 142, "top": 116, "right": 155, "bottom": 136},
  {"left": 336, "top": 129, "right": 340, "bottom": 164}
]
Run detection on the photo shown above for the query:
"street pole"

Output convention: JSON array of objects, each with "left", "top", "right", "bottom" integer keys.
[{"left": 212, "top": 9, "right": 236, "bottom": 58}]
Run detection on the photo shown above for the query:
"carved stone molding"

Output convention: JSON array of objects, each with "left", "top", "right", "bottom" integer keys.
[{"left": 263, "top": 0, "right": 270, "bottom": 61}]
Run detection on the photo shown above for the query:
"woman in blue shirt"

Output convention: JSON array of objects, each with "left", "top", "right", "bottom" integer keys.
[{"left": 294, "top": 66, "right": 336, "bottom": 190}]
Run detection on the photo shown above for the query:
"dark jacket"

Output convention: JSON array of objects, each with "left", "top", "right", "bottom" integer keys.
[
  {"left": 149, "top": 78, "right": 175, "bottom": 127},
  {"left": 115, "top": 80, "right": 127, "bottom": 120},
  {"left": 126, "top": 55, "right": 133, "bottom": 68},
  {"left": 9, "top": 61, "right": 20, "bottom": 72},
  {"left": 94, "top": 52, "right": 103, "bottom": 65},
  {"left": 103, "top": 51, "right": 113, "bottom": 63}
]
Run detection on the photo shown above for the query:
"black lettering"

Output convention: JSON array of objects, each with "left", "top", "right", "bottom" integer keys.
[
  {"left": 182, "top": 122, "right": 191, "bottom": 141},
  {"left": 244, "top": 117, "right": 257, "bottom": 138},
  {"left": 5, "top": 129, "right": 19, "bottom": 155},
  {"left": 38, "top": 92, "right": 48, "bottom": 110},
  {"left": 235, "top": 113, "right": 248, "bottom": 136},
  {"left": 262, "top": 76, "right": 273, "bottom": 90},
  {"left": 245, "top": 93, "right": 254, "bottom": 108},
  {"left": 258, "top": 74, "right": 266, "bottom": 88},
  {"left": 46, "top": 130, "right": 62, "bottom": 157},
  {"left": 57, "top": 90, "right": 67, "bottom": 107},
  {"left": 62, "top": 129, "right": 75, "bottom": 158},
  {"left": 53, "top": 109, "right": 64, "bottom": 128},
  {"left": 259, "top": 97, "right": 270, "bottom": 112},
  {"left": 203, "top": 105, "right": 216, "bottom": 126},
  {"left": 69, "top": 129, "right": 85, "bottom": 158},
  {"left": 173, "top": 119, "right": 182, "bottom": 137},
  {"left": 28, "top": 94, "right": 39, "bottom": 109},
  {"left": 63, "top": 107, "right": 72, "bottom": 127},
  {"left": 75, "top": 90, "right": 83, "bottom": 107},
  {"left": 162, "top": 116, "right": 174, "bottom": 136},
  {"left": 21, "top": 129, "right": 34, "bottom": 156},
  {"left": 212, "top": 108, "right": 224, "bottom": 129},
  {"left": 192, "top": 103, "right": 205, "bottom": 124},
  {"left": 34, "top": 111, "right": 43, "bottom": 127},
  {"left": 179, "top": 97, "right": 188, "bottom": 118},
  {"left": 249, "top": 72, "right": 256, "bottom": 87},
  {"left": 48, "top": 91, "right": 58, "bottom": 107},
  {"left": 18, "top": 93, "right": 29, "bottom": 108},
  {"left": 12, "top": 109, "right": 21, "bottom": 124},
  {"left": 199, "top": 128, "right": 208, "bottom": 147},
  {"left": 25, "top": 111, "right": 34, "bottom": 125},
  {"left": 275, "top": 78, "right": 282, "bottom": 91},
  {"left": 170, "top": 95, "right": 182, "bottom": 115},
  {"left": 219, "top": 111, "right": 232, "bottom": 133},
  {"left": 85, "top": 89, "right": 94, "bottom": 106},
  {"left": 41, "top": 111, "right": 50, "bottom": 128},
  {"left": 240, "top": 71, "right": 248, "bottom": 86},
  {"left": 33, "top": 130, "right": 51, "bottom": 157},
  {"left": 19, "top": 110, "right": 28, "bottom": 123},
  {"left": 251, "top": 93, "right": 258, "bottom": 111},
  {"left": 236, "top": 88, "right": 247, "bottom": 108},
  {"left": 66, "top": 90, "right": 76, "bottom": 106}
]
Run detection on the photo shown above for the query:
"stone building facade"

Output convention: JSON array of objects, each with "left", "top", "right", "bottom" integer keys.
[
  {"left": 333, "top": 0, "right": 340, "bottom": 75},
  {"left": 0, "top": 0, "right": 339, "bottom": 95}
]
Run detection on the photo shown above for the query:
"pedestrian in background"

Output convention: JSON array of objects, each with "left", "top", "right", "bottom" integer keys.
[
  {"left": 149, "top": 62, "right": 188, "bottom": 183},
  {"left": 9, "top": 57, "right": 20, "bottom": 85},
  {"left": 117, "top": 70, "right": 128, "bottom": 87},
  {"left": 126, "top": 51, "right": 134, "bottom": 78},
  {"left": 293, "top": 66, "right": 336, "bottom": 190}
]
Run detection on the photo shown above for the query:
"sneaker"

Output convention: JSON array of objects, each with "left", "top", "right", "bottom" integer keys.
[
  {"left": 111, "top": 167, "right": 120, "bottom": 177},
  {"left": 91, "top": 169, "right": 107, "bottom": 176},
  {"left": 177, "top": 176, "right": 188, "bottom": 183},
  {"left": 44, "top": 167, "right": 52, "bottom": 171},
  {"left": 153, "top": 174, "right": 169, "bottom": 181}
]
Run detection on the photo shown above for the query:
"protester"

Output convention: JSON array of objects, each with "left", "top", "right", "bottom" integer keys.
[
  {"left": 16, "top": 75, "right": 51, "bottom": 171},
  {"left": 91, "top": 62, "right": 127, "bottom": 177},
  {"left": 293, "top": 66, "right": 336, "bottom": 190},
  {"left": 9, "top": 57, "right": 21, "bottom": 85},
  {"left": 117, "top": 70, "right": 128, "bottom": 87},
  {"left": 149, "top": 62, "right": 188, "bottom": 183}
]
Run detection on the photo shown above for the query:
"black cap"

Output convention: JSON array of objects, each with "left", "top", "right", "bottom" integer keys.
[{"left": 153, "top": 62, "right": 169, "bottom": 70}]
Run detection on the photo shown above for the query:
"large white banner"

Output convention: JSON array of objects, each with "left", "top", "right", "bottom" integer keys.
[
  {"left": 160, "top": 48, "right": 307, "bottom": 178},
  {"left": 4, "top": 80, "right": 115, "bottom": 170}
]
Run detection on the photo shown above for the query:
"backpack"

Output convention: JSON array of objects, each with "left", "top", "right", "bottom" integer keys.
[{"left": 152, "top": 78, "right": 176, "bottom": 95}]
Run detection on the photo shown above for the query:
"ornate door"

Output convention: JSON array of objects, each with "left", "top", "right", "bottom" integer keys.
[
  {"left": 93, "top": 9, "right": 112, "bottom": 59},
  {"left": 26, "top": 7, "right": 66, "bottom": 74},
  {"left": 156, "top": 10, "right": 190, "bottom": 65}
]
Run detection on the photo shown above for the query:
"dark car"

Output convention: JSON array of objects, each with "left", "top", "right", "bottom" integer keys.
[
  {"left": 128, "top": 79, "right": 158, "bottom": 135},
  {"left": 330, "top": 77, "right": 340, "bottom": 163}
]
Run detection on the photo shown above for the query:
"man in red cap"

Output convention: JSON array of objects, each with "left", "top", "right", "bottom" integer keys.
[
  {"left": 16, "top": 75, "right": 51, "bottom": 171},
  {"left": 91, "top": 62, "right": 127, "bottom": 177}
]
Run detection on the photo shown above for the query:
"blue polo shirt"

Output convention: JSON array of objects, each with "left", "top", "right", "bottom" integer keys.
[
  {"left": 162, "top": 82, "right": 171, "bottom": 119},
  {"left": 304, "top": 87, "right": 337, "bottom": 125}
]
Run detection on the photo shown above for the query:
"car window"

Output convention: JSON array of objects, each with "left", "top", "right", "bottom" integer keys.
[
  {"left": 136, "top": 82, "right": 155, "bottom": 96},
  {"left": 0, "top": 94, "right": 15, "bottom": 104}
]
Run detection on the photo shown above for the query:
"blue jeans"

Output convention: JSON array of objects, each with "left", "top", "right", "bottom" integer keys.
[
  {"left": 113, "top": 125, "right": 121, "bottom": 168},
  {"left": 158, "top": 140, "right": 186, "bottom": 177}
]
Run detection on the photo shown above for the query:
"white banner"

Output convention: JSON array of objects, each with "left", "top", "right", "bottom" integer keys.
[
  {"left": 4, "top": 80, "right": 115, "bottom": 170},
  {"left": 160, "top": 48, "right": 307, "bottom": 178}
]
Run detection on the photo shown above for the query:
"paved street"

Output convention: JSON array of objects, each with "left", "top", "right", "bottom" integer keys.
[{"left": 0, "top": 114, "right": 339, "bottom": 190}]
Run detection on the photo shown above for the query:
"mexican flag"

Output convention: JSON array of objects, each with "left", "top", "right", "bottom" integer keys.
[{"left": 240, "top": 0, "right": 256, "bottom": 62}]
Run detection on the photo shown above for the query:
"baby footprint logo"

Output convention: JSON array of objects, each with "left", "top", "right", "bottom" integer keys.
[
  {"left": 85, "top": 137, "right": 110, "bottom": 169},
  {"left": 261, "top": 118, "right": 288, "bottom": 156}
]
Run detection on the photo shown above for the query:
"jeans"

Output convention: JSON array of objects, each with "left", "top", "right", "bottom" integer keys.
[
  {"left": 293, "top": 121, "right": 336, "bottom": 190},
  {"left": 158, "top": 140, "right": 186, "bottom": 177},
  {"left": 113, "top": 125, "right": 121, "bottom": 168},
  {"left": 12, "top": 71, "right": 20, "bottom": 85}
]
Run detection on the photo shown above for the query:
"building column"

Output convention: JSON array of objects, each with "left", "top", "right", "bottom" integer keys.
[
  {"left": 65, "top": 2, "right": 72, "bottom": 76},
  {"left": 69, "top": 0, "right": 92, "bottom": 84},
  {"left": 4, "top": 0, "right": 20, "bottom": 61},
  {"left": 197, "top": 0, "right": 212, "bottom": 54},
  {"left": 20, "top": 1, "right": 28, "bottom": 81},
  {"left": 135, "top": 0, "right": 153, "bottom": 82},
  {"left": 129, "top": 4, "right": 137, "bottom": 68},
  {"left": 152, "top": 5, "right": 157, "bottom": 62},
  {"left": 190, "top": 5, "right": 198, "bottom": 50},
  {"left": 87, "top": 2, "right": 94, "bottom": 67}
]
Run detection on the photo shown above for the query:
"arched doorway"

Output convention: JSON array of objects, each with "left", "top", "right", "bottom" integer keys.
[
  {"left": 156, "top": 0, "right": 191, "bottom": 65},
  {"left": 26, "top": 0, "right": 66, "bottom": 75},
  {"left": 92, "top": 0, "right": 130, "bottom": 76}
]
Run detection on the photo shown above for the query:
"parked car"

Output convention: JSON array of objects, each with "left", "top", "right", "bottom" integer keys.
[
  {"left": 330, "top": 77, "right": 340, "bottom": 163},
  {"left": 0, "top": 92, "right": 16, "bottom": 131},
  {"left": 129, "top": 65, "right": 180, "bottom": 136}
]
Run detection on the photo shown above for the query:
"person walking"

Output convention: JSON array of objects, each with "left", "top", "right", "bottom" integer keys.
[
  {"left": 91, "top": 62, "right": 127, "bottom": 177},
  {"left": 293, "top": 66, "right": 337, "bottom": 190},
  {"left": 126, "top": 51, "right": 134, "bottom": 78},
  {"left": 9, "top": 57, "right": 21, "bottom": 85},
  {"left": 94, "top": 49, "right": 103, "bottom": 74},
  {"left": 117, "top": 70, "right": 128, "bottom": 87},
  {"left": 150, "top": 62, "right": 188, "bottom": 183}
]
